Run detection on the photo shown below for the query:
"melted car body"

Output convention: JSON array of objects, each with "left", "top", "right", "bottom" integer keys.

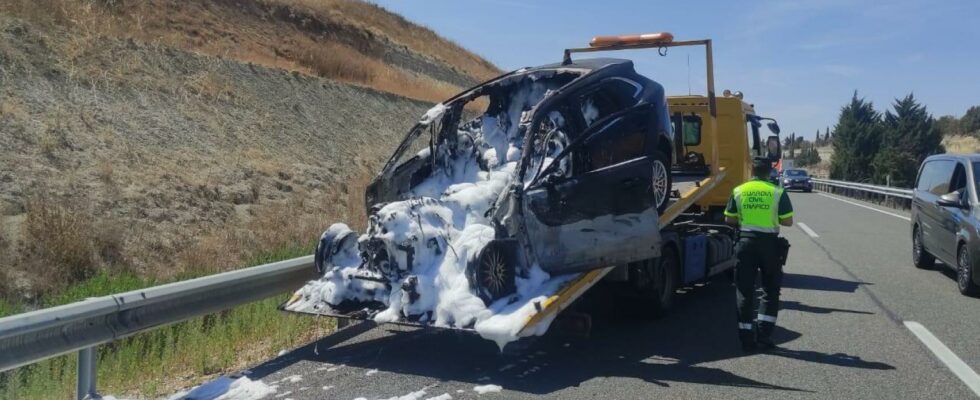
[{"left": 313, "top": 58, "right": 676, "bottom": 312}]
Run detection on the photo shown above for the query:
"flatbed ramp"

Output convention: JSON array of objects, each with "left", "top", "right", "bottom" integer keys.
[
  {"left": 515, "top": 168, "right": 726, "bottom": 336},
  {"left": 283, "top": 168, "right": 727, "bottom": 338}
]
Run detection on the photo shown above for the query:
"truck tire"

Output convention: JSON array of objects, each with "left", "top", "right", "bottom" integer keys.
[
  {"left": 624, "top": 246, "right": 679, "bottom": 320},
  {"left": 649, "top": 245, "right": 679, "bottom": 316}
]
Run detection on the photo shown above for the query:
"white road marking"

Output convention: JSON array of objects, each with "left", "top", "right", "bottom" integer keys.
[
  {"left": 797, "top": 222, "right": 819, "bottom": 238},
  {"left": 904, "top": 321, "right": 980, "bottom": 397},
  {"left": 817, "top": 193, "right": 911, "bottom": 222}
]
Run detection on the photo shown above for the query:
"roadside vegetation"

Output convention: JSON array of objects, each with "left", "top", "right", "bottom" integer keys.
[
  {"left": 806, "top": 92, "right": 978, "bottom": 187},
  {"left": 0, "top": 247, "right": 331, "bottom": 399},
  {"left": 0, "top": 0, "right": 496, "bottom": 398}
]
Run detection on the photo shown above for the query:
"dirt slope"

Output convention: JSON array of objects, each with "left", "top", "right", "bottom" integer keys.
[
  {"left": 0, "top": 14, "right": 440, "bottom": 296},
  {"left": 0, "top": 0, "right": 501, "bottom": 103}
]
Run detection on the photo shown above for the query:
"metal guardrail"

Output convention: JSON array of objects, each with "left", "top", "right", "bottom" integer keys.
[
  {"left": 810, "top": 178, "right": 913, "bottom": 209},
  {"left": 0, "top": 255, "right": 317, "bottom": 400},
  {"left": 810, "top": 178, "right": 913, "bottom": 199}
]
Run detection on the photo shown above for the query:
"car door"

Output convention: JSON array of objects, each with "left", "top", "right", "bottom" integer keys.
[
  {"left": 919, "top": 160, "right": 955, "bottom": 261},
  {"left": 937, "top": 162, "right": 969, "bottom": 260},
  {"left": 914, "top": 160, "right": 943, "bottom": 255},
  {"left": 522, "top": 108, "right": 662, "bottom": 273}
]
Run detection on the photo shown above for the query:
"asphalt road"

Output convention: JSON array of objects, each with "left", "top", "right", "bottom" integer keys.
[{"left": 189, "top": 192, "right": 980, "bottom": 399}]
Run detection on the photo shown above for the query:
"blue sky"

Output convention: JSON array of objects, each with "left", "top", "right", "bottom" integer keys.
[{"left": 371, "top": 0, "right": 979, "bottom": 139}]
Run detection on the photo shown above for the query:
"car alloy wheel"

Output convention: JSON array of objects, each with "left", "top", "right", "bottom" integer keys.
[
  {"left": 913, "top": 230, "right": 923, "bottom": 263},
  {"left": 469, "top": 241, "right": 517, "bottom": 305},
  {"left": 957, "top": 245, "right": 976, "bottom": 295},
  {"left": 652, "top": 159, "right": 669, "bottom": 210}
]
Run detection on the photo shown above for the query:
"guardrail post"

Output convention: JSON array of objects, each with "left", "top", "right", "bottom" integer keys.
[{"left": 76, "top": 347, "right": 97, "bottom": 400}]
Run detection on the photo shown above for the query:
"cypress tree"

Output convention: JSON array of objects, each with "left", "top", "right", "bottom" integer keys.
[
  {"left": 830, "top": 92, "right": 882, "bottom": 181},
  {"left": 872, "top": 93, "right": 943, "bottom": 187}
]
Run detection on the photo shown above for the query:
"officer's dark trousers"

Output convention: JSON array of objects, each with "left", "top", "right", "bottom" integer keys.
[{"left": 734, "top": 236, "right": 782, "bottom": 341}]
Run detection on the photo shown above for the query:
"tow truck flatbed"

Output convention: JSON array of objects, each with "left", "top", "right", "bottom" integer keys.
[{"left": 282, "top": 168, "right": 727, "bottom": 338}]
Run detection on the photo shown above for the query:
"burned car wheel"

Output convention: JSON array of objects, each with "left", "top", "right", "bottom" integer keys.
[
  {"left": 314, "top": 224, "right": 358, "bottom": 275},
  {"left": 469, "top": 241, "right": 518, "bottom": 305},
  {"left": 652, "top": 151, "right": 672, "bottom": 214}
]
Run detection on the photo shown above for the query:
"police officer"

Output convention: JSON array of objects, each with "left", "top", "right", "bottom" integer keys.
[{"left": 724, "top": 157, "right": 794, "bottom": 352}]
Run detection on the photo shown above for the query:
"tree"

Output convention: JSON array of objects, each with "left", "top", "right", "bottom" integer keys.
[
  {"left": 830, "top": 92, "right": 883, "bottom": 182},
  {"left": 936, "top": 115, "right": 961, "bottom": 137},
  {"left": 872, "top": 93, "right": 943, "bottom": 187},
  {"left": 796, "top": 141, "right": 822, "bottom": 167},
  {"left": 815, "top": 129, "right": 822, "bottom": 146},
  {"left": 825, "top": 126, "right": 832, "bottom": 143},
  {"left": 962, "top": 106, "right": 980, "bottom": 136}
]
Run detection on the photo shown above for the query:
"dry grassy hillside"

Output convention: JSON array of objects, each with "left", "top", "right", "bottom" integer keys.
[
  {"left": 1, "top": 0, "right": 501, "bottom": 103},
  {"left": 0, "top": 0, "right": 501, "bottom": 301},
  {"left": 943, "top": 134, "right": 980, "bottom": 154}
]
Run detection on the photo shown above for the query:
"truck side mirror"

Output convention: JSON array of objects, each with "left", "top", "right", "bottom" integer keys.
[
  {"left": 767, "top": 121, "right": 781, "bottom": 135},
  {"left": 766, "top": 135, "right": 781, "bottom": 161}
]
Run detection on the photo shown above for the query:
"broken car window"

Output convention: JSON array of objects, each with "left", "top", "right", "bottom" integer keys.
[
  {"left": 392, "top": 125, "right": 433, "bottom": 173},
  {"left": 580, "top": 79, "right": 639, "bottom": 127},
  {"left": 527, "top": 109, "right": 575, "bottom": 183}
]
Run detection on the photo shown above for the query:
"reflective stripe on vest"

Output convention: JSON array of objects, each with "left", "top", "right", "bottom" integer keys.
[{"left": 732, "top": 180, "right": 782, "bottom": 234}]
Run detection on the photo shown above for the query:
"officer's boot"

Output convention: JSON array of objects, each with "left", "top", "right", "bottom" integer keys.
[
  {"left": 738, "top": 327, "right": 757, "bottom": 352},
  {"left": 756, "top": 320, "right": 776, "bottom": 350}
]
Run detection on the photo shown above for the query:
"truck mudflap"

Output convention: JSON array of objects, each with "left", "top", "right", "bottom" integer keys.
[{"left": 281, "top": 169, "right": 726, "bottom": 336}]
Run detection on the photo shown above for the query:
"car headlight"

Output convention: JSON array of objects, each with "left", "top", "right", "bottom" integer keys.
[{"left": 783, "top": 179, "right": 791, "bottom": 184}]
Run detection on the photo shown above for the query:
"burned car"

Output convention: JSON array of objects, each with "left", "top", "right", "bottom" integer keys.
[{"left": 306, "top": 58, "right": 675, "bottom": 327}]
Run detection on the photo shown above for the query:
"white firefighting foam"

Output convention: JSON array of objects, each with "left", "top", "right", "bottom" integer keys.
[{"left": 289, "top": 77, "right": 579, "bottom": 349}]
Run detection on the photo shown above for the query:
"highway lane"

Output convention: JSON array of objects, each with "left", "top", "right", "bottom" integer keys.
[
  {"left": 791, "top": 192, "right": 980, "bottom": 385},
  {"left": 183, "top": 192, "right": 979, "bottom": 399}
]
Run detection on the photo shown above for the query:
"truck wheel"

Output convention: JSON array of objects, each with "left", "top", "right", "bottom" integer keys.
[
  {"left": 469, "top": 241, "right": 517, "bottom": 305},
  {"left": 652, "top": 150, "right": 672, "bottom": 214},
  {"left": 649, "top": 245, "right": 679, "bottom": 316},
  {"left": 912, "top": 225, "right": 935, "bottom": 269},
  {"left": 957, "top": 244, "right": 979, "bottom": 296}
]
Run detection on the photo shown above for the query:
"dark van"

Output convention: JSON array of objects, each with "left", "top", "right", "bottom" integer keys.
[{"left": 911, "top": 154, "right": 980, "bottom": 296}]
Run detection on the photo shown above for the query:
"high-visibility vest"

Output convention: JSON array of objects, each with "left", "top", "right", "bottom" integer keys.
[{"left": 725, "top": 180, "right": 789, "bottom": 233}]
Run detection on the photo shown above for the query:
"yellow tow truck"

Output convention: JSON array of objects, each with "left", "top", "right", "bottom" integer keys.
[
  {"left": 503, "top": 33, "right": 783, "bottom": 338},
  {"left": 284, "top": 32, "right": 783, "bottom": 345}
]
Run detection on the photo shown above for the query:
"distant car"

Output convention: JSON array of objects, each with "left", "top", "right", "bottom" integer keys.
[
  {"left": 911, "top": 154, "right": 980, "bottom": 296},
  {"left": 769, "top": 169, "right": 780, "bottom": 184},
  {"left": 781, "top": 169, "right": 812, "bottom": 192}
]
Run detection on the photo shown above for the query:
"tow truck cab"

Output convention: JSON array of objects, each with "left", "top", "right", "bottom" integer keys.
[{"left": 596, "top": 91, "right": 782, "bottom": 314}]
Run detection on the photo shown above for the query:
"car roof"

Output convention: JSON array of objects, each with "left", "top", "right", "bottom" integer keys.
[
  {"left": 528, "top": 57, "right": 633, "bottom": 72},
  {"left": 442, "top": 58, "right": 637, "bottom": 106},
  {"left": 923, "top": 154, "right": 980, "bottom": 163}
]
